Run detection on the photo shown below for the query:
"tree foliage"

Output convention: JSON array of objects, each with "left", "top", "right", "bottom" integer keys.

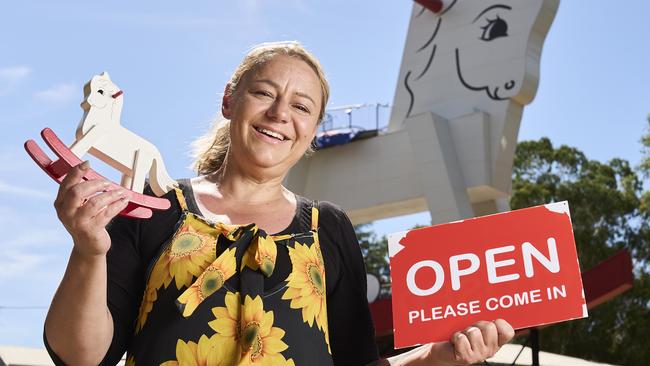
[
  {"left": 356, "top": 224, "right": 391, "bottom": 299},
  {"left": 510, "top": 121, "right": 650, "bottom": 365}
]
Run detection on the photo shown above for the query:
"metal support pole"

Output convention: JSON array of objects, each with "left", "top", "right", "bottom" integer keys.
[
  {"left": 375, "top": 103, "right": 379, "bottom": 130},
  {"left": 531, "top": 328, "right": 540, "bottom": 366}
]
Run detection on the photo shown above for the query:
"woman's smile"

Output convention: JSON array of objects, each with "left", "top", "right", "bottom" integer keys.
[{"left": 251, "top": 125, "right": 289, "bottom": 144}]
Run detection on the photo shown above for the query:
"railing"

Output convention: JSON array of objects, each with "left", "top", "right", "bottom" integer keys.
[{"left": 319, "top": 103, "right": 391, "bottom": 134}]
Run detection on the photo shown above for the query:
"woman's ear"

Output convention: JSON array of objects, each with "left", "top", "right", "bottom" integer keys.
[{"left": 221, "top": 84, "right": 233, "bottom": 119}]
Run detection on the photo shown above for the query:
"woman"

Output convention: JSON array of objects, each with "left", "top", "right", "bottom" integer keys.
[{"left": 44, "top": 42, "right": 514, "bottom": 366}]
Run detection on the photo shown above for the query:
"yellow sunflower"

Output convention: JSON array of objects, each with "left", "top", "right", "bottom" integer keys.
[
  {"left": 166, "top": 223, "right": 218, "bottom": 289},
  {"left": 160, "top": 334, "right": 238, "bottom": 366},
  {"left": 125, "top": 355, "right": 135, "bottom": 366},
  {"left": 136, "top": 218, "right": 219, "bottom": 332},
  {"left": 282, "top": 242, "right": 330, "bottom": 350},
  {"left": 135, "top": 286, "right": 158, "bottom": 332},
  {"left": 241, "top": 233, "right": 277, "bottom": 277},
  {"left": 177, "top": 247, "right": 237, "bottom": 317},
  {"left": 209, "top": 292, "right": 293, "bottom": 366}
]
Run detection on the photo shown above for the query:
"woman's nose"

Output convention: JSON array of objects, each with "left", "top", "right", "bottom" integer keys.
[{"left": 266, "top": 98, "right": 290, "bottom": 123}]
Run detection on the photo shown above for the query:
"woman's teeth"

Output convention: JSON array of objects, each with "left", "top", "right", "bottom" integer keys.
[{"left": 255, "top": 126, "right": 285, "bottom": 141}]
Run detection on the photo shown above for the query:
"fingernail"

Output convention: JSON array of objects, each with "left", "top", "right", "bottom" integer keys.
[
  {"left": 466, "top": 327, "right": 479, "bottom": 333},
  {"left": 80, "top": 161, "right": 90, "bottom": 170}
]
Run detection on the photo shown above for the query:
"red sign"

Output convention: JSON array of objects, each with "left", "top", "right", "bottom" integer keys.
[{"left": 388, "top": 202, "right": 587, "bottom": 348}]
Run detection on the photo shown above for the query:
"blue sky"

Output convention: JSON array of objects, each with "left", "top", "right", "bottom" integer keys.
[{"left": 1, "top": 0, "right": 649, "bottom": 347}]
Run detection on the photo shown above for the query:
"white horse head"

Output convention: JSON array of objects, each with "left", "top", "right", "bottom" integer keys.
[
  {"left": 390, "top": 0, "right": 558, "bottom": 195},
  {"left": 391, "top": 0, "right": 558, "bottom": 125},
  {"left": 80, "top": 72, "right": 124, "bottom": 129}
]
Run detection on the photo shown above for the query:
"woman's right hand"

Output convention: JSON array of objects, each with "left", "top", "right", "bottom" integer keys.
[{"left": 54, "top": 161, "right": 129, "bottom": 257}]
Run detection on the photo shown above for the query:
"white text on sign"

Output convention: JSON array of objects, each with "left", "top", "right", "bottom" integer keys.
[
  {"left": 408, "top": 285, "right": 568, "bottom": 324},
  {"left": 406, "top": 238, "right": 560, "bottom": 296}
]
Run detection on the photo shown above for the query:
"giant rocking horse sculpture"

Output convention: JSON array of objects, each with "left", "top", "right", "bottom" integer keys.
[
  {"left": 286, "top": 0, "right": 560, "bottom": 225},
  {"left": 25, "top": 72, "right": 177, "bottom": 218}
]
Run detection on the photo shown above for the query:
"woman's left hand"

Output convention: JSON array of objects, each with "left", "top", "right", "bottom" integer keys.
[{"left": 425, "top": 319, "right": 515, "bottom": 365}]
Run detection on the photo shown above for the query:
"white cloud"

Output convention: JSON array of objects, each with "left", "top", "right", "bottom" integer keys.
[
  {"left": 0, "top": 180, "right": 51, "bottom": 199},
  {"left": 0, "top": 66, "right": 31, "bottom": 96},
  {"left": 287, "top": 0, "right": 308, "bottom": 13},
  {"left": 1, "top": 228, "right": 66, "bottom": 248},
  {"left": 138, "top": 14, "right": 218, "bottom": 29},
  {"left": 90, "top": 13, "right": 218, "bottom": 30},
  {"left": 0, "top": 249, "right": 50, "bottom": 278},
  {"left": 0, "top": 66, "right": 30, "bottom": 80},
  {"left": 0, "top": 148, "right": 40, "bottom": 174},
  {"left": 0, "top": 150, "right": 22, "bottom": 172},
  {"left": 241, "top": 0, "right": 260, "bottom": 11},
  {"left": 0, "top": 228, "right": 67, "bottom": 279},
  {"left": 33, "top": 83, "right": 77, "bottom": 104}
]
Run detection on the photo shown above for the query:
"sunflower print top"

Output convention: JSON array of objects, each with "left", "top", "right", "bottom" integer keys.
[
  {"left": 121, "top": 182, "right": 333, "bottom": 366},
  {"left": 44, "top": 180, "right": 380, "bottom": 366}
]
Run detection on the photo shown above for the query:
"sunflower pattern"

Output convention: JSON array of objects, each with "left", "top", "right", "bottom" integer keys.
[
  {"left": 241, "top": 233, "right": 278, "bottom": 277},
  {"left": 177, "top": 247, "right": 237, "bottom": 317},
  {"left": 281, "top": 241, "right": 330, "bottom": 351},
  {"left": 205, "top": 292, "right": 296, "bottom": 366},
  {"left": 125, "top": 355, "right": 135, "bottom": 366},
  {"left": 160, "top": 334, "right": 238, "bottom": 366},
  {"left": 128, "top": 186, "right": 333, "bottom": 365},
  {"left": 136, "top": 211, "right": 220, "bottom": 332}
]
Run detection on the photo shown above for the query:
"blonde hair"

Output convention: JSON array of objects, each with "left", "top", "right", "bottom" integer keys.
[{"left": 192, "top": 41, "right": 330, "bottom": 175}]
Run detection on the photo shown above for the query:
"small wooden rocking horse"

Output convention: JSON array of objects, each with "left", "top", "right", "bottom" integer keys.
[{"left": 24, "top": 72, "right": 177, "bottom": 218}]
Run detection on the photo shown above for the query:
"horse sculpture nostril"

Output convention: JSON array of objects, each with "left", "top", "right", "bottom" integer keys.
[{"left": 505, "top": 80, "right": 515, "bottom": 90}]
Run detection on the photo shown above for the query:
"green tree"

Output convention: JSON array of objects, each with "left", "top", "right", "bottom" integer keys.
[
  {"left": 356, "top": 224, "right": 391, "bottom": 298},
  {"left": 356, "top": 223, "right": 429, "bottom": 298},
  {"left": 510, "top": 122, "right": 650, "bottom": 365},
  {"left": 640, "top": 114, "right": 650, "bottom": 214}
]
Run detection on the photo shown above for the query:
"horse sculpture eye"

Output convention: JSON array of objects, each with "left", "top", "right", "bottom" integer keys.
[
  {"left": 480, "top": 15, "right": 508, "bottom": 41},
  {"left": 98, "top": 89, "right": 104, "bottom": 95}
]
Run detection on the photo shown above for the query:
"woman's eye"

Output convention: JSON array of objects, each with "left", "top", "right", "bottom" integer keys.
[
  {"left": 294, "top": 104, "right": 310, "bottom": 113},
  {"left": 254, "top": 90, "right": 273, "bottom": 98},
  {"left": 480, "top": 15, "right": 508, "bottom": 41}
]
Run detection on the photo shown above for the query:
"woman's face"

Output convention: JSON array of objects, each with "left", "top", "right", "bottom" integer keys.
[{"left": 223, "top": 55, "right": 322, "bottom": 177}]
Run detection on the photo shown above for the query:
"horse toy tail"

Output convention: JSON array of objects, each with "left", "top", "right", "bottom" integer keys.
[{"left": 149, "top": 151, "right": 179, "bottom": 197}]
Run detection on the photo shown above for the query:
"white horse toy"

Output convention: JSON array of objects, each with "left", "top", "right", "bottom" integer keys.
[{"left": 69, "top": 72, "right": 177, "bottom": 197}]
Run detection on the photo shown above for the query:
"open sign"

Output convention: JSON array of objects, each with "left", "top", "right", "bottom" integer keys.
[{"left": 388, "top": 202, "right": 587, "bottom": 348}]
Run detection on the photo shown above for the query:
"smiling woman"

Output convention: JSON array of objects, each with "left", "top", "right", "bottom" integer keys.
[
  {"left": 192, "top": 42, "right": 330, "bottom": 177},
  {"left": 42, "top": 41, "right": 513, "bottom": 366}
]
